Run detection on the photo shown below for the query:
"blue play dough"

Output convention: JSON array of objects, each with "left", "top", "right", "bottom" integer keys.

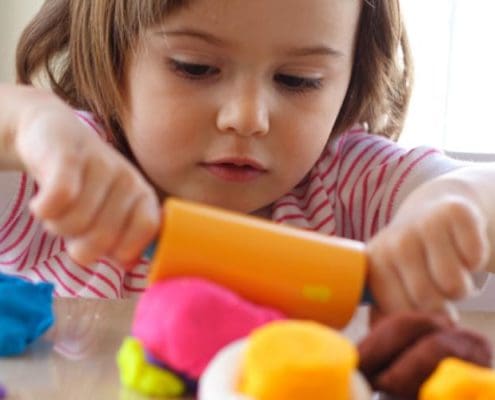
[{"left": 0, "top": 273, "right": 55, "bottom": 356}]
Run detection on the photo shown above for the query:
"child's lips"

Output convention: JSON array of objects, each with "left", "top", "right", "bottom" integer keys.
[{"left": 200, "top": 158, "right": 268, "bottom": 182}]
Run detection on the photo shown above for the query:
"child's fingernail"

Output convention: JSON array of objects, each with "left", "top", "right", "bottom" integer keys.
[
  {"left": 445, "top": 302, "right": 459, "bottom": 322},
  {"left": 463, "top": 272, "right": 478, "bottom": 297}
]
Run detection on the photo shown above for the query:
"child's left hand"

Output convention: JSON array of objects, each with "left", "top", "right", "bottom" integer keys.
[{"left": 366, "top": 176, "right": 491, "bottom": 318}]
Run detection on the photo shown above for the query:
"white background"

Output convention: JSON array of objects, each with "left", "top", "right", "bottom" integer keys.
[
  {"left": 401, "top": 0, "right": 495, "bottom": 154},
  {"left": 1, "top": 1, "right": 494, "bottom": 155}
]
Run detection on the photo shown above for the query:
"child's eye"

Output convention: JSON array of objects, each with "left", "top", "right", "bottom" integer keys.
[
  {"left": 274, "top": 73, "right": 323, "bottom": 93},
  {"left": 169, "top": 59, "right": 220, "bottom": 79}
]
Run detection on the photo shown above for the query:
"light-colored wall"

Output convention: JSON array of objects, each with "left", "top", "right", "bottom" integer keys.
[{"left": 0, "top": 0, "right": 44, "bottom": 82}]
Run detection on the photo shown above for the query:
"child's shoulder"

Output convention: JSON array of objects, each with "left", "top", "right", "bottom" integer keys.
[
  {"left": 316, "top": 125, "right": 396, "bottom": 170},
  {"left": 328, "top": 125, "right": 395, "bottom": 155},
  {"left": 320, "top": 125, "right": 447, "bottom": 169}
]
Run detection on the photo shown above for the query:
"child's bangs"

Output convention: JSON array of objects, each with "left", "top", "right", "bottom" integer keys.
[{"left": 121, "top": 0, "right": 192, "bottom": 36}]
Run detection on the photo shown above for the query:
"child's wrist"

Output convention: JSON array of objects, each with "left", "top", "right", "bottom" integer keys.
[{"left": 0, "top": 84, "right": 28, "bottom": 169}]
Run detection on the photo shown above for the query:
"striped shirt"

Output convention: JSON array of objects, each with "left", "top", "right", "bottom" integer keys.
[{"left": 0, "top": 124, "right": 459, "bottom": 298}]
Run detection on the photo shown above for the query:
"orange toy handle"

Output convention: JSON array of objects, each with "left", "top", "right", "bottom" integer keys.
[{"left": 148, "top": 198, "right": 367, "bottom": 328}]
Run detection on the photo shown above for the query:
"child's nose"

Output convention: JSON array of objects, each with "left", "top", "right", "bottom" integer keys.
[{"left": 216, "top": 82, "right": 270, "bottom": 137}]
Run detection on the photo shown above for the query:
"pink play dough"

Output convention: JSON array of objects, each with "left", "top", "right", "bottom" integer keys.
[{"left": 132, "top": 278, "right": 285, "bottom": 378}]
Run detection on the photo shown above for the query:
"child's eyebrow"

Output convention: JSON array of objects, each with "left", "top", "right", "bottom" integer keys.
[
  {"left": 286, "top": 46, "right": 345, "bottom": 58},
  {"left": 156, "top": 29, "right": 230, "bottom": 47},
  {"left": 155, "top": 28, "right": 345, "bottom": 58}
]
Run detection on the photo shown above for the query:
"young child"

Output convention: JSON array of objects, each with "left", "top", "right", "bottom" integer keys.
[{"left": 0, "top": 0, "right": 493, "bottom": 317}]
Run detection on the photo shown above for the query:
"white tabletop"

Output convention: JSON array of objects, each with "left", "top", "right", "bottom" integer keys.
[{"left": 1, "top": 299, "right": 494, "bottom": 399}]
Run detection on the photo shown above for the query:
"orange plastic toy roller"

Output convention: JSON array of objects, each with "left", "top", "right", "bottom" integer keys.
[{"left": 148, "top": 198, "right": 366, "bottom": 328}]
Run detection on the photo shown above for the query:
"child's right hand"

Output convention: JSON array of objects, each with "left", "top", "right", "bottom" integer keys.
[
  {"left": 1, "top": 85, "right": 160, "bottom": 268},
  {"left": 366, "top": 175, "right": 490, "bottom": 320}
]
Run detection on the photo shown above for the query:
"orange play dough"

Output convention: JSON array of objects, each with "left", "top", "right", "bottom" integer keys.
[
  {"left": 238, "top": 320, "right": 358, "bottom": 400},
  {"left": 420, "top": 357, "right": 495, "bottom": 399}
]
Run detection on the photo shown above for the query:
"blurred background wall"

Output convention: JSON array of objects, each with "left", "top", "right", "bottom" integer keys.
[{"left": 0, "top": 0, "right": 43, "bottom": 82}]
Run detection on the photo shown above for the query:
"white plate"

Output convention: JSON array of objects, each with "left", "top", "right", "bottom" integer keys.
[{"left": 199, "top": 338, "right": 372, "bottom": 400}]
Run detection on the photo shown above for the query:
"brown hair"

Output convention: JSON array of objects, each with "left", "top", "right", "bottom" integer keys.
[
  {"left": 16, "top": 0, "right": 412, "bottom": 154},
  {"left": 335, "top": 0, "right": 413, "bottom": 140}
]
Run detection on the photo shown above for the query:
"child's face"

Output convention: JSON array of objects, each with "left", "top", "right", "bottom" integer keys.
[{"left": 122, "top": 0, "right": 361, "bottom": 213}]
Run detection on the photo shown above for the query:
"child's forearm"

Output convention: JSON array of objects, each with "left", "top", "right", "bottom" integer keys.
[
  {"left": 0, "top": 83, "right": 57, "bottom": 170},
  {"left": 0, "top": 83, "right": 25, "bottom": 170}
]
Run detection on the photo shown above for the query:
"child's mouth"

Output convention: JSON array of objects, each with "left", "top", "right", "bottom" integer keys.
[{"left": 201, "top": 159, "right": 267, "bottom": 182}]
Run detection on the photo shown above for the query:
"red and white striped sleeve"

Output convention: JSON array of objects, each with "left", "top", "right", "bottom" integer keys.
[
  {"left": 0, "top": 172, "right": 39, "bottom": 271},
  {"left": 272, "top": 127, "right": 462, "bottom": 241}
]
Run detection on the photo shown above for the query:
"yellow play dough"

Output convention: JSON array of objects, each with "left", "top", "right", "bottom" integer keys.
[
  {"left": 420, "top": 357, "right": 495, "bottom": 400},
  {"left": 238, "top": 320, "right": 358, "bottom": 400},
  {"left": 116, "top": 336, "right": 185, "bottom": 397}
]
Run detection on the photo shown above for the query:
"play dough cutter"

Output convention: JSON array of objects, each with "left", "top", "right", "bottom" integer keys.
[{"left": 148, "top": 198, "right": 366, "bottom": 328}]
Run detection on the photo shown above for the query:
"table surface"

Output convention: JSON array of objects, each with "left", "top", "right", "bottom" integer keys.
[{"left": 1, "top": 298, "right": 495, "bottom": 400}]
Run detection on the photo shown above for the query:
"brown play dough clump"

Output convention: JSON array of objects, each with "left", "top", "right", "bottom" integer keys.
[{"left": 358, "top": 311, "right": 492, "bottom": 399}]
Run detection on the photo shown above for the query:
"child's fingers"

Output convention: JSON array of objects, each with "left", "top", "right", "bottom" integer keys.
[
  {"left": 63, "top": 172, "right": 145, "bottom": 265},
  {"left": 449, "top": 200, "right": 489, "bottom": 271},
  {"left": 390, "top": 232, "right": 449, "bottom": 313},
  {"left": 29, "top": 154, "right": 84, "bottom": 220},
  {"left": 109, "top": 191, "right": 161, "bottom": 268},
  {"left": 367, "top": 237, "right": 415, "bottom": 314},
  {"left": 42, "top": 157, "right": 115, "bottom": 236},
  {"left": 424, "top": 221, "right": 475, "bottom": 299}
]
